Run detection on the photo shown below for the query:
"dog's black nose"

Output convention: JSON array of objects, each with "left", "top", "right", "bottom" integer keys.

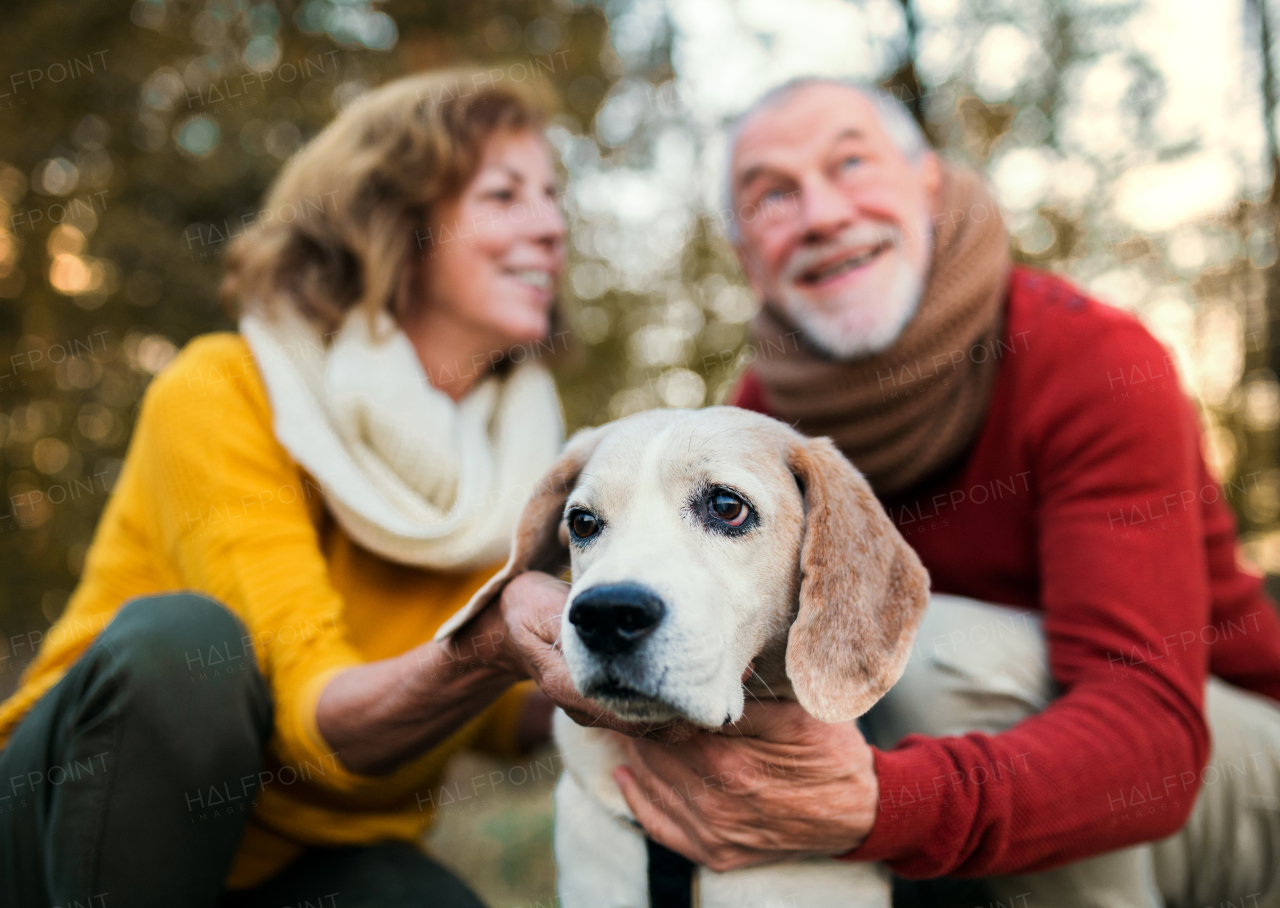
[{"left": 568, "top": 583, "right": 665, "bottom": 656}]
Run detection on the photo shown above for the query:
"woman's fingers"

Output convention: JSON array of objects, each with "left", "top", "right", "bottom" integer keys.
[
  {"left": 502, "top": 571, "right": 569, "bottom": 640},
  {"left": 492, "top": 571, "right": 566, "bottom": 678},
  {"left": 497, "top": 570, "right": 703, "bottom": 740}
]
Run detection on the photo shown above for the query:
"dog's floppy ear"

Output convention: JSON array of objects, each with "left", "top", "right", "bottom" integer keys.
[
  {"left": 784, "top": 436, "right": 930, "bottom": 722},
  {"left": 434, "top": 426, "right": 605, "bottom": 641}
]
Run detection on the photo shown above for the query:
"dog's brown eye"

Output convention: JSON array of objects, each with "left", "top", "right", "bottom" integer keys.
[
  {"left": 709, "top": 492, "right": 749, "bottom": 527},
  {"left": 570, "top": 510, "right": 599, "bottom": 539}
]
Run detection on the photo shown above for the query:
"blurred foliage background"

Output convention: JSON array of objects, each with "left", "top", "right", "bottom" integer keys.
[{"left": 3, "top": 0, "right": 1280, "bottom": 901}]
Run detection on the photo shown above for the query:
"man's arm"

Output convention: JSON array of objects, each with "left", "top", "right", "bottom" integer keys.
[
  {"left": 1199, "top": 453, "right": 1280, "bottom": 701},
  {"left": 847, "top": 320, "right": 1213, "bottom": 875},
  {"left": 619, "top": 318, "right": 1216, "bottom": 877}
]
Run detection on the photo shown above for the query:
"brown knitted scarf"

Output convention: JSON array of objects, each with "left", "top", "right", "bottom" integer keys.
[{"left": 749, "top": 165, "right": 1011, "bottom": 496}]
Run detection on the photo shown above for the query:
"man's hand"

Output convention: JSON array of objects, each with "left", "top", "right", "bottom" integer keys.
[
  {"left": 612, "top": 699, "right": 879, "bottom": 872},
  {"left": 492, "top": 571, "right": 697, "bottom": 743}
]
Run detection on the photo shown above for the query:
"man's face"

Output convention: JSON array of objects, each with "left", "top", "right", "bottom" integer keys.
[{"left": 730, "top": 84, "right": 941, "bottom": 359}]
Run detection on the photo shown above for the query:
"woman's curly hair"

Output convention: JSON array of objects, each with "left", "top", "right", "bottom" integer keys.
[{"left": 222, "top": 69, "right": 550, "bottom": 336}]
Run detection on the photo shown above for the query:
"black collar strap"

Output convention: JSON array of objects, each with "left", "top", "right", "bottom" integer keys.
[{"left": 646, "top": 837, "right": 695, "bottom": 907}]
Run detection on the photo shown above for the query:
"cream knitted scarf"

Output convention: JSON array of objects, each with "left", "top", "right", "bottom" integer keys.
[{"left": 241, "top": 306, "right": 564, "bottom": 570}]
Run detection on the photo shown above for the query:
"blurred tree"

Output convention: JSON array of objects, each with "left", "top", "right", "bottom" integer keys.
[
  {"left": 0, "top": 0, "right": 623, "bottom": 690},
  {"left": 866, "top": 0, "right": 1280, "bottom": 541},
  {"left": 553, "top": 0, "right": 1280, "bottom": 559},
  {"left": 1241, "top": 0, "right": 1280, "bottom": 543},
  {"left": 1250, "top": 0, "right": 1280, "bottom": 372},
  {"left": 5, "top": 0, "right": 1280, "bottom": 691}
]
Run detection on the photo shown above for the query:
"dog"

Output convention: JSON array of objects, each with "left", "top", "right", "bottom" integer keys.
[{"left": 438, "top": 406, "right": 930, "bottom": 907}]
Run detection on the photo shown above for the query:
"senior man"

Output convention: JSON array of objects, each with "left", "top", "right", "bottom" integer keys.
[{"left": 602, "top": 78, "right": 1280, "bottom": 906}]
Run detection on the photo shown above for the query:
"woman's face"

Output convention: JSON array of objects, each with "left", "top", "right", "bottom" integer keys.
[{"left": 417, "top": 129, "right": 567, "bottom": 351}]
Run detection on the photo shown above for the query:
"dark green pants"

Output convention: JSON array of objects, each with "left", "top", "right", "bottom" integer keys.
[{"left": 0, "top": 593, "right": 486, "bottom": 908}]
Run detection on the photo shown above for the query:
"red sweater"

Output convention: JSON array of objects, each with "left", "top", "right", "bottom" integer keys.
[{"left": 731, "top": 266, "right": 1280, "bottom": 877}]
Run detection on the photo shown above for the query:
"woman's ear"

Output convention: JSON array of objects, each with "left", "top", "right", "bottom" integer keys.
[
  {"left": 434, "top": 426, "right": 605, "bottom": 640},
  {"left": 784, "top": 436, "right": 930, "bottom": 722}
]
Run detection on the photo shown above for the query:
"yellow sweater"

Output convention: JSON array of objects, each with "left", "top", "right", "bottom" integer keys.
[{"left": 0, "top": 333, "right": 532, "bottom": 888}]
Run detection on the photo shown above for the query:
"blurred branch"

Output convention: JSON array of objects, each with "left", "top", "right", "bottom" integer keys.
[
  {"left": 881, "top": 0, "right": 930, "bottom": 140},
  {"left": 1248, "top": 0, "right": 1280, "bottom": 380},
  {"left": 1252, "top": 0, "right": 1280, "bottom": 191}
]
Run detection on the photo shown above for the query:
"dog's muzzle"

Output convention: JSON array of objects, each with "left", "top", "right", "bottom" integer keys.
[{"left": 567, "top": 582, "right": 665, "bottom": 656}]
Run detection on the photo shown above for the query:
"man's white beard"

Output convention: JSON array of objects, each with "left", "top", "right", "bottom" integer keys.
[{"left": 775, "top": 218, "right": 932, "bottom": 360}]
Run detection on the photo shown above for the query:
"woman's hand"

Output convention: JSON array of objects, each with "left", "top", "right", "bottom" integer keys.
[
  {"left": 488, "top": 571, "right": 610, "bottom": 729},
  {"left": 316, "top": 570, "right": 692, "bottom": 777},
  {"left": 494, "top": 572, "right": 699, "bottom": 744},
  {"left": 316, "top": 618, "right": 519, "bottom": 776},
  {"left": 314, "top": 574, "right": 545, "bottom": 776}
]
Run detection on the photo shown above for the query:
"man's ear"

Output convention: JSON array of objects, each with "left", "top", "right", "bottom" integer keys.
[
  {"left": 784, "top": 436, "right": 930, "bottom": 721},
  {"left": 920, "top": 149, "right": 942, "bottom": 207},
  {"left": 434, "top": 426, "right": 605, "bottom": 640}
]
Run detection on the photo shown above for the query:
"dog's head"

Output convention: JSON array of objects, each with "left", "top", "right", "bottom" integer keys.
[{"left": 439, "top": 407, "right": 929, "bottom": 727}]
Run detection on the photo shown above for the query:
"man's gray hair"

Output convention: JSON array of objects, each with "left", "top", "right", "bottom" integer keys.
[{"left": 722, "top": 76, "right": 928, "bottom": 242}]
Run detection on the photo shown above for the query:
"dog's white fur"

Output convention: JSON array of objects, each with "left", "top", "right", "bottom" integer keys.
[{"left": 437, "top": 407, "right": 930, "bottom": 907}]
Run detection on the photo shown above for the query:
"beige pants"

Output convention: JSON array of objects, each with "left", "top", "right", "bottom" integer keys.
[{"left": 864, "top": 594, "right": 1280, "bottom": 908}]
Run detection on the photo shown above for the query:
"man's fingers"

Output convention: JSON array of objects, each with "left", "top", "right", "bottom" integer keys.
[
  {"left": 614, "top": 766, "right": 775, "bottom": 872},
  {"left": 619, "top": 732, "right": 711, "bottom": 783},
  {"left": 613, "top": 767, "right": 704, "bottom": 864},
  {"left": 720, "top": 698, "right": 816, "bottom": 740},
  {"left": 636, "top": 720, "right": 699, "bottom": 744}
]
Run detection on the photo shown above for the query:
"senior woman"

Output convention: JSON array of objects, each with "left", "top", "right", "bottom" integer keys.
[{"left": 0, "top": 71, "right": 595, "bottom": 906}]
